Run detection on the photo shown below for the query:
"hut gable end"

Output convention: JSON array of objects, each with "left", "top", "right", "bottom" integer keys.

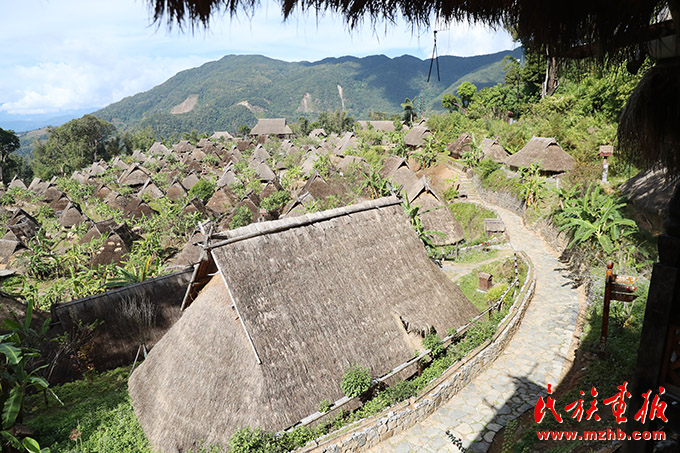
[{"left": 129, "top": 197, "right": 479, "bottom": 452}]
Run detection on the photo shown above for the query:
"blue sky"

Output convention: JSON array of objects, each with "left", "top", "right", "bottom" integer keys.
[{"left": 1, "top": 0, "right": 515, "bottom": 120}]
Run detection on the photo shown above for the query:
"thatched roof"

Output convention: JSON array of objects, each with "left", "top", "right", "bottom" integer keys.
[
  {"left": 447, "top": 133, "right": 473, "bottom": 159},
  {"left": 119, "top": 164, "right": 151, "bottom": 187},
  {"left": 252, "top": 161, "right": 277, "bottom": 182},
  {"left": 414, "top": 192, "right": 465, "bottom": 245},
  {"left": 58, "top": 203, "right": 87, "bottom": 228},
  {"left": 205, "top": 187, "right": 238, "bottom": 216},
  {"left": 335, "top": 131, "right": 357, "bottom": 156},
  {"left": 27, "top": 177, "right": 48, "bottom": 194},
  {"left": 504, "top": 137, "right": 576, "bottom": 174},
  {"left": 0, "top": 239, "right": 23, "bottom": 266},
  {"left": 337, "top": 155, "right": 370, "bottom": 174},
  {"left": 173, "top": 140, "right": 194, "bottom": 153},
  {"left": 181, "top": 173, "right": 200, "bottom": 191},
  {"left": 480, "top": 138, "right": 509, "bottom": 163},
  {"left": 379, "top": 155, "right": 409, "bottom": 179},
  {"left": 129, "top": 197, "right": 478, "bottom": 451},
  {"left": 357, "top": 120, "right": 396, "bottom": 133},
  {"left": 132, "top": 149, "right": 147, "bottom": 163},
  {"left": 104, "top": 191, "right": 128, "bottom": 211},
  {"left": 216, "top": 168, "right": 238, "bottom": 188},
  {"left": 138, "top": 178, "right": 165, "bottom": 200},
  {"left": 404, "top": 126, "right": 432, "bottom": 148},
  {"left": 8, "top": 177, "right": 26, "bottom": 190},
  {"left": 7, "top": 210, "right": 39, "bottom": 245},
  {"left": 210, "top": 131, "right": 233, "bottom": 141},
  {"left": 111, "top": 156, "right": 129, "bottom": 171},
  {"left": 309, "top": 128, "right": 326, "bottom": 138},
  {"left": 166, "top": 180, "right": 188, "bottom": 202},
  {"left": 251, "top": 145, "right": 271, "bottom": 162},
  {"left": 250, "top": 118, "right": 293, "bottom": 137},
  {"left": 124, "top": 197, "right": 156, "bottom": 219},
  {"left": 50, "top": 269, "right": 192, "bottom": 378},
  {"left": 148, "top": 141, "right": 170, "bottom": 156}
]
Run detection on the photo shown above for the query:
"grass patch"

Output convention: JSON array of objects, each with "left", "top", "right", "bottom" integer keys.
[
  {"left": 448, "top": 202, "right": 497, "bottom": 244},
  {"left": 456, "top": 257, "right": 524, "bottom": 311},
  {"left": 24, "top": 366, "right": 151, "bottom": 452}
]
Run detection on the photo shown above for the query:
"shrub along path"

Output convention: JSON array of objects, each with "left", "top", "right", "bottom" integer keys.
[{"left": 366, "top": 180, "right": 582, "bottom": 452}]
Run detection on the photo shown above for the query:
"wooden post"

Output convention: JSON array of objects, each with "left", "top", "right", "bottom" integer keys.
[{"left": 600, "top": 261, "right": 614, "bottom": 359}]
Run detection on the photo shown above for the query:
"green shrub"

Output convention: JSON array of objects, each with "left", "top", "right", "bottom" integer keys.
[
  {"left": 340, "top": 365, "right": 371, "bottom": 398},
  {"left": 188, "top": 179, "right": 215, "bottom": 204},
  {"left": 422, "top": 333, "right": 445, "bottom": 358},
  {"left": 260, "top": 190, "right": 291, "bottom": 215},
  {"left": 229, "top": 205, "right": 253, "bottom": 230},
  {"left": 442, "top": 185, "right": 459, "bottom": 201},
  {"left": 477, "top": 158, "right": 501, "bottom": 178},
  {"left": 229, "top": 427, "right": 282, "bottom": 453},
  {"left": 318, "top": 399, "right": 333, "bottom": 413}
]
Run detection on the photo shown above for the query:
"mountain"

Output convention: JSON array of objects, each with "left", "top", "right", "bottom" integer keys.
[
  {"left": 95, "top": 49, "right": 523, "bottom": 136},
  {"left": 0, "top": 108, "right": 97, "bottom": 133}
]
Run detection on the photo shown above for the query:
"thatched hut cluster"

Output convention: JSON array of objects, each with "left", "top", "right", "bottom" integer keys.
[
  {"left": 504, "top": 137, "right": 576, "bottom": 175},
  {"left": 129, "top": 197, "right": 478, "bottom": 452}
]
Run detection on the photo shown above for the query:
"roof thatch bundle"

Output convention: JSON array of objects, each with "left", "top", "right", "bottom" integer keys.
[
  {"left": 111, "top": 156, "right": 130, "bottom": 171},
  {"left": 104, "top": 191, "right": 128, "bottom": 211},
  {"left": 119, "top": 164, "right": 151, "bottom": 187},
  {"left": 309, "top": 128, "right": 326, "bottom": 138},
  {"left": 300, "top": 151, "right": 319, "bottom": 177},
  {"left": 390, "top": 165, "right": 423, "bottom": 202},
  {"left": 124, "top": 197, "right": 156, "bottom": 220},
  {"left": 216, "top": 168, "right": 238, "bottom": 188},
  {"left": 88, "top": 162, "right": 107, "bottom": 177},
  {"left": 181, "top": 198, "right": 212, "bottom": 218},
  {"left": 148, "top": 141, "right": 171, "bottom": 156},
  {"left": 49, "top": 195, "right": 72, "bottom": 215},
  {"left": 93, "top": 183, "right": 113, "bottom": 200},
  {"left": 166, "top": 231, "right": 205, "bottom": 271},
  {"left": 282, "top": 192, "right": 315, "bottom": 218},
  {"left": 190, "top": 147, "right": 207, "bottom": 161},
  {"left": 50, "top": 269, "right": 192, "bottom": 378},
  {"left": 27, "top": 177, "right": 48, "bottom": 194},
  {"left": 210, "top": 131, "right": 233, "bottom": 141},
  {"left": 206, "top": 187, "right": 238, "bottom": 216},
  {"left": 337, "top": 155, "right": 370, "bottom": 174},
  {"left": 58, "top": 203, "right": 87, "bottom": 228},
  {"left": 251, "top": 145, "right": 271, "bottom": 162},
  {"left": 70, "top": 171, "right": 89, "bottom": 185},
  {"left": 129, "top": 197, "right": 478, "bottom": 451},
  {"left": 138, "top": 178, "right": 165, "bottom": 200},
  {"left": 8, "top": 177, "right": 26, "bottom": 190},
  {"left": 404, "top": 126, "right": 432, "bottom": 148},
  {"left": 379, "top": 155, "right": 409, "bottom": 179},
  {"left": 173, "top": 140, "right": 194, "bottom": 154},
  {"left": 480, "top": 138, "right": 509, "bottom": 163},
  {"left": 252, "top": 161, "right": 276, "bottom": 182},
  {"left": 81, "top": 221, "right": 137, "bottom": 267},
  {"left": 448, "top": 133, "right": 473, "bottom": 158},
  {"left": 504, "top": 137, "right": 576, "bottom": 174},
  {"left": 41, "top": 186, "right": 62, "bottom": 204},
  {"left": 0, "top": 239, "right": 24, "bottom": 266},
  {"left": 250, "top": 118, "right": 293, "bottom": 137},
  {"left": 335, "top": 131, "right": 357, "bottom": 156},
  {"left": 181, "top": 173, "right": 200, "bottom": 191},
  {"left": 166, "top": 180, "right": 188, "bottom": 202},
  {"left": 132, "top": 149, "right": 147, "bottom": 163},
  {"left": 414, "top": 191, "right": 465, "bottom": 245},
  {"left": 357, "top": 120, "right": 396, "bottom": 133}
]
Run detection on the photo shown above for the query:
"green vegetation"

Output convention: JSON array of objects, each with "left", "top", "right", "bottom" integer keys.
[
  {"left": 0, "top": 127, "right": 21, "bottom": 184},
  {"left": 188, "top": 179, "right": 216, "bottom": 203},
  {"left": 260, "top": 190, "right": 291, "bottom": 217},
  {"left": 448, "top": 202, "right": 497, "bottom": 244},
  {"left": 229, "top": 205, "right": 254, "bottom": 230},
  {"left": 24, "top": 366, "right": 150, "bottom": 452},
  {"left": 456, "top": 258, "right": 522, "bottom": 311},
  {"left": 340, "top": 365, "right": 372, "bottom": 398}
]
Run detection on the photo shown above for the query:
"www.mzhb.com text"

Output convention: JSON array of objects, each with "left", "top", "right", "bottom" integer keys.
[{"left": 536, "top": 428, "right": 665, "bottom": 441}]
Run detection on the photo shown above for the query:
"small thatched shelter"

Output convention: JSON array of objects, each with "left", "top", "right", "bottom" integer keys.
[
  {"left": 250, "top": 118, "right": 293, "bottom": 138},
  {"left": 138, "top": 178, "right": 165, "bottom": 200},
  {"left": 173, "top": 140, "right": 194, "bottom": 154},
  {"left": 309, "top": 128, "right": 326, "bottom": 139},
  {"left": 504, "top": 137, "right": 576, "bottom": 174},
  {"left": 356, "top": 120, "right": 397, "bottom": 133},
  {"left": 404, "top": 126, "right": 432, "bottom": 148},
  {"left": 129, "top": 197, "right": 478, "bottom": 451},
  {"left": 205, "top": 187, "right": 238, "bottom": 216},
  {"left": 480, "top": 138, "right": 510, "bottom": 163},
  {"left": 210, "top": 131, "right": 233, "bottom": 141},
  {"left": 8, "top": 177, "right": 27, "bottom": 190},
  {"left": 335, "top": 131, "right": 357, "bottom": 156},
  {"left": 181, "top": 173, "right": 200, "bottom": 191},
  {"left": 448, "top": 133, "right": 473, "bottom": 159},
  {"left": 148, "top": 142, "right": 170, "bottom": 156},
  {"left": 166, "top": 179, "right": 188, "bottom": 202},
  {"left": 216, "top": 168, "right": 238, "bottom": 188},
  {"left": 132, "top": 149, "right": 148, "bottom": 163},
  {"left": 58, "top": 203, "right": 87, "bottom": 228},
  {"left": 124, "top": 197, "right": 156, "bottom": 220},
  {"left": 7, "top": 210, "right": 39, "bottom": 245},
  {"left": 119, "top": 164, "right": 151, "bottom": 187}
]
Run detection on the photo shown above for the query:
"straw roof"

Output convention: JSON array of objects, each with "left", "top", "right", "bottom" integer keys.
[
  {"left": 210, "top": 131, "right": 234, "bottom": 141},
  {"left": 166, "top": 180, "right": 188, "bottom": 202},
  {"left": 132, "top": 149, "right": 147, "bottom": 163},
  {"left": 111, "top": 156, "right": 129, "bottom": 171},
  {"left": 251, "top": 146, "right": 271, "bottom": 162},
  {"left": 148, "top": 141, "right": 170, "bottom": 156},
  {"left": 173, "top": 140, "right": 194, "bottom": 153},
  {"left": 119, "top": 164, "right": 151, "bottom": 187},
  {"left": 309, "top": 128, "right": 326, "bottom": 138},
  {"left": 124, "top": 197, "right": 156, "bottom": 219},
  {"left": 50, "top": 269, "right": 192, "bottom": 377},
  {"left": 335, "top": 131, "right": 357, "bottom": 156},
  {"left": 480, "top": 138, "right": 509, "bottom": 163},
  {"left": 58, "top": 203, "right": 87, "bottom": 228},
  {"left": 414, "top": 192, "right": 465, "bottom": 245},
  {"left": 250, "top": 118, "right": 293, "bottom": 137},
  {"left": 138, "top": 179, "right": 165, "bottom": 200},
  {"left": 404, "top": 126, "right": 432, "bottom": 148},
  {"left": 28, "top": 177, "right": 48, "bottom": 194},
  {"left": 448, "top": 133, "right": 473, "bottom": 158},
  {"left": 357, "top": 120, "right": 397, "bottom": 133},
  {"left": 620, "top": 166, "right": 680, "bottom": 232},
  {"left": 8, "top": 177, "right": 26, "bottom": 190},
  {"left": 379, "top": 155, "right": 409, "bottom": 179},
  {"left": 504, "top": 137, "right": 576, "bottom": 174},
  {"left": 337, "top": 155, "right": 370, "bottom": 174},
  {"left": 216, "top": 168, "right": 238, "bottom": 188},
  {"left": 129, "top": 197, "right": 478, "bottom": 451},
  {"left": 182, "top": 173, "right": 200, "bottom": 191},
  {"left": 205, "top": 187, "right": 238, "bottom": 216}
]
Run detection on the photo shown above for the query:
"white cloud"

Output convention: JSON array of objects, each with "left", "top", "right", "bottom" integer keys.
[{"left": 1, "top": 0, "right": 514, "bottom": 116}]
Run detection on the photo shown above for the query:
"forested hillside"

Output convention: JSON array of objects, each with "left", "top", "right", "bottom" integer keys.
[{"left": 95, "top": 50, "right": 523, "bottom": 136}]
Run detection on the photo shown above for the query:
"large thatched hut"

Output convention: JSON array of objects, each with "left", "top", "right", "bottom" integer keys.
[
  {"left": 129, "top": 197, "right": 478, "bottom": 451},
  {"left": 480, "top": 138, "right": 510, "bottom": 163},
  {"left": 250, "top": 118, "right": 293, "bottom": 139},
  {"left": 504, "top": 137, "right": 576, "bottom": 175}
]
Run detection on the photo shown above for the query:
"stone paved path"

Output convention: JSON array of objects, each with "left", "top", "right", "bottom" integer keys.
[{"left": 366, "top": 181, "right": 581, "bottom": 452}]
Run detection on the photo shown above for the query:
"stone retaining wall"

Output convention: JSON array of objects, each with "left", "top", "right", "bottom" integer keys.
[{"left": 297, "top": 253, "right": 536, "bottom": 453}]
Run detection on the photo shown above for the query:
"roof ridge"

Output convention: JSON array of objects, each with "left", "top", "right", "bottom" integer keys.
[{"left": 208, "top": 196, "right": 401, "bottom": 248}]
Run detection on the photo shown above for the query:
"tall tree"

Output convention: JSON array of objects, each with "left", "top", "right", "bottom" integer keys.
[
  {"left": 401, "top": 97, "right": 416, "bottom": 126},
  {"left": 32, "top": 115, "right": 118, "bottom": 179},
  {"left": 0, "top": 128, "right": 20, "bottom": 185},
  {"left": 456, "top": 81, "right": 477, "bottom": 109}
]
